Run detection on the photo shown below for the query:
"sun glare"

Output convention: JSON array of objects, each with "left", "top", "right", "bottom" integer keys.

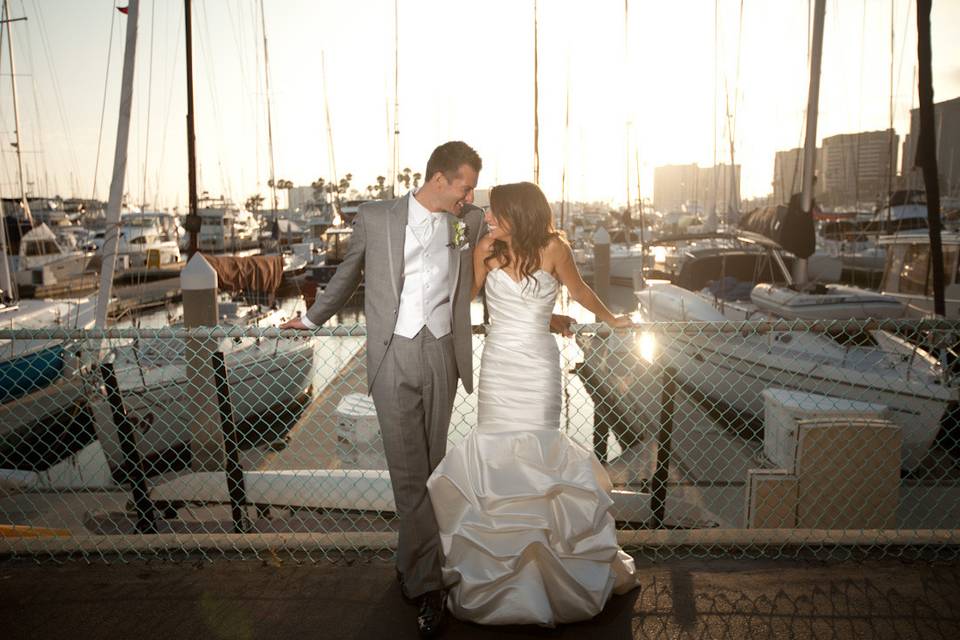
[{"left": 636, "top": 331, "right": 657, "bottom": 364}]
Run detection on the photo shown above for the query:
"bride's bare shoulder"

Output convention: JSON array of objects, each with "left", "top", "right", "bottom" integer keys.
[
  {"left": 544, "top": 234, "right": 571, "bottom": 259},
  {"left": 541, "top": 234, "right": 571, "bottom": 274}
]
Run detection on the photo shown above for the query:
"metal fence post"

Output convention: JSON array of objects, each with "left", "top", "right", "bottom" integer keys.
[
  {"left": 99, "top": 362, "right": 157, "bottom": 534},
  {"left": 651, "top": 365, "right": 676, "bottom": 528},
  {"left": 572, "top": 359, "right": 611, "bottom": 462},
  {"left": 210, "top": 350, "right": 251, "bottom": 534}
]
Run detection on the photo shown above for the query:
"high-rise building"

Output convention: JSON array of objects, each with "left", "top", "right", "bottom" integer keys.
[
  {"left": 772, "top": 147, "right": 823, "bottom": 205},
  {"left": 286, "top": 186, "right": 315, "bottom": 213},
  {"left": 653, "top": 163, "right": 740, "bottom": 220},
  {"left": 820, "top": 129, "right": 898, "bottom": 207},
  {"left": 901, "top": 95, "right": 960, "bottom": 198}
]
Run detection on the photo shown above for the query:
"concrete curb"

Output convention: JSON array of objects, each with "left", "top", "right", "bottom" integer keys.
[{"left": 2, "top": 529, "right": 958, "bottom": 559}]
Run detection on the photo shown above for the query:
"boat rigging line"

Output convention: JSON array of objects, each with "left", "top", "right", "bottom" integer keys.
[
  {"left": 90, "top": 2, "right": 119, "bottom": 202},
  {"left": 3, "top": 0, "right": 34, "bottom": 227}
]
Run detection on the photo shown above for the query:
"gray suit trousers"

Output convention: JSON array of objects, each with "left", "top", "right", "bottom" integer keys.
[{"left": 370, "top": 328, "right": 457, "bottom": 598}]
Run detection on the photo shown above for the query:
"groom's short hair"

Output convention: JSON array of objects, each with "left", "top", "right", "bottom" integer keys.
[{"left": 425, "top": 141, "right": 482, "bottom": 183}]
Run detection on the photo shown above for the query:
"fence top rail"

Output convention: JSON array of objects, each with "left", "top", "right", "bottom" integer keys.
[{"left": 1, "top": 318, "right": 959, "bottom": 340}]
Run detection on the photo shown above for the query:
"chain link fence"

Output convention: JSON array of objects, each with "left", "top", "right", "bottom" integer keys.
[{"left": 2, "top": 318, "right": 959, "bottom": 562}]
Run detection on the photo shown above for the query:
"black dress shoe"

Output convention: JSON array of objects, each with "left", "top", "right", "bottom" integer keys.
[{"left": 417, "top": 590, "right": 447, "bottom": 638}]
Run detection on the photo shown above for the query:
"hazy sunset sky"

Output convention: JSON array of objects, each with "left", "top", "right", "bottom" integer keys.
[{"left": 0, "top": 0, "right": 958, "bottom": 211}]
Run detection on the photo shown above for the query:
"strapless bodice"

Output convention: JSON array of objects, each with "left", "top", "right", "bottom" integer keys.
[{"left": 484, "top": 268, "right": 558, "bottom": 336}]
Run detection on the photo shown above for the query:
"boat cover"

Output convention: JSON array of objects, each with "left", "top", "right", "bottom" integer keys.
[
  {"left": 738, "top": 193, "right": 815, "bottom": 258},
  {"left": 202, "top": 254, "right": 284, "bottom": 295}
]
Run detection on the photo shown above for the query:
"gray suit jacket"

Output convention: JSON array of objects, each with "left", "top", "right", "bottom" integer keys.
[{"left": 305, "top": 193, "right": 484, "bottom": 393}]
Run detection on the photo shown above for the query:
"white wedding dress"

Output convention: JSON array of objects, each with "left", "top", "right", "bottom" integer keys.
[{"left": 426, "top": 268, "right": 637, "bottom": 626}]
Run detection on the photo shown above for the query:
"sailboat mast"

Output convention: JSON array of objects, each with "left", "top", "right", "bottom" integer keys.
[
  {"left": 94, "top": 0, "right": 140, "bottom": 329},
  {"left": 800, "top": 0, "right": 825, "bottom": 214},
  {"left": 711, "top": 0, "right": 718, "bottom": 225},
  {"left": 184, "top": 0, "right": 200, "bottom": 258},
  {"left": 623, "top": 0, "right": 631, "bottom": 237},
  {"left": 3, "top": 0, "right": 33, "bottom": 228},
  {"left": 796, "top": 0, "right": 826, "bottom": 285},
  {"left": 727, "top": 0, "right": 745, "bottom": 224},
  {"left": 259, "top": 0, "right": 278, "bottom": 222},
  {"left": 0, "top": 214, "right": 11, "bottom": 301},
  {"left": 391, "top": 0, "right": 399, "bottom": 198},
  {"left": 916, "top": 0, "right": 945, "bottom": 316},
  {"left": 635, "top": 148, "right": 643, "bottom": 245},
  {"left": 320, "top": 51, "right": 341, "bottom": 216},
  {"left": 560, "top": 79, "right": 569, "bottom": 232},
  {"left": 532, "top": 0, "right": 539, "bottom": 184},
  {"left": 885, "top": 0, "right": 895, "bottom": 209}
]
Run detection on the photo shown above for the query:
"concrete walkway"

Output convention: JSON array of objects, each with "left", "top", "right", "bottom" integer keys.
[{"left": 2, "top": 555, "right": 959, "bottom": 639}]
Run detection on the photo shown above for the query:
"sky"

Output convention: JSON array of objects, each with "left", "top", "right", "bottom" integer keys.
[{"left": 0, "top": 0, "right": 958, "bottom": 212}]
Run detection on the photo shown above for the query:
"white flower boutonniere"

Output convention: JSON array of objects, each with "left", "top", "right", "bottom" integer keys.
[{"left": 448, "top": 221, "right": 469, "bottom": 249}]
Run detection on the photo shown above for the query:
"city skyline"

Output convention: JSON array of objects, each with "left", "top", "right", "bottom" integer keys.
[{"left": 0, "top": 0, "right": 958, "bottom": 211}]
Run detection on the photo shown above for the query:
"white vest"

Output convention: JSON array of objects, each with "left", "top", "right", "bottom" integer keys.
[{"left": 394, "top": 198, "right": 451, "bottom": 339}]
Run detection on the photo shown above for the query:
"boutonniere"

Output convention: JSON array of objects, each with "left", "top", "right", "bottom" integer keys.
[{"left": 448, "top": 220, "right": 469, "bottom": 249}]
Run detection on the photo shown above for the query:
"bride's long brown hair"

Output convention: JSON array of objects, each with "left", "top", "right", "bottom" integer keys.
[{"left": 485, "top": 182, "right": 562, "bottom": 287}]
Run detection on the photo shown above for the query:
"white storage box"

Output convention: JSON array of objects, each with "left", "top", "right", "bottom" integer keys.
[
  {"left": 795, "top": 418, "right": 901, "bottom": 529},
  {"left": 745, "top": 468, "right": 798, "bottom": 529},
  {"left": 335, "top": 393, "right": 387, "bottom": 469},
  {"left": 762, "top": 388, "right": 890, "bottom": 470},
  {"left": 335, "top": 393, "right": 381, "bottom": 444}
]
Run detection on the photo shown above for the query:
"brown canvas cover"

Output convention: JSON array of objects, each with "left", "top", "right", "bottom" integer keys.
[{"left": 201, "top": 254, "right": 284, "bottom": 295}]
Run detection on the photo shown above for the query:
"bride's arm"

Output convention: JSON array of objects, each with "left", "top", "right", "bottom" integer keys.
[
  {"left": 549, "top": 238, "right": 631, "bottom": 328},
  {"left": 471, "top": 235, "right": 495, "bottom": 299}
]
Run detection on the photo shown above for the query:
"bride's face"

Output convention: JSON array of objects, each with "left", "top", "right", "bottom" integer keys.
[{"left": 484, "top": 207, "right": 513, "bottom": 241}]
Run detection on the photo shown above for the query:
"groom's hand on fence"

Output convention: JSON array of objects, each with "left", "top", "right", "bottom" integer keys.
[
  {"left": 549, "top": 314, "right": 576, "bottom": 337},
  {"left": 279, "top": 318, "right": 309, "bottom": 330}
]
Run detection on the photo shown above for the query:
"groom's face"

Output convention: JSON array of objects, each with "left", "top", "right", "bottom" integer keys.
[{"left": 438, "top": 164, "right": 479, "bottom": 216}]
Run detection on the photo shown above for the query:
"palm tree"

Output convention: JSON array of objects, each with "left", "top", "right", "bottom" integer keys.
[
  {"left": 245, "top": 193, "right": 265, "bottom": 213},
  {"left": 397, "top": 167, "right": 414, "bottom": 191},
  {"left": 311, "top": 177, "right": 327, "bottom": 202}
]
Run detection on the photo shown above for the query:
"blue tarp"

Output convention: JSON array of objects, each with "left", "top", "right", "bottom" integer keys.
[{"left": 0, "top": 344, "right": 65, "bottom": 404}]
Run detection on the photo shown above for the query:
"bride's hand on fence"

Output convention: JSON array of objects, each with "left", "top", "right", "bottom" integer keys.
[
  {"left": 609, "top": 315, "right": 633, "bottom": 329},
  {"left": 549, "top": 314, "right": 576, "bottom": 337}
]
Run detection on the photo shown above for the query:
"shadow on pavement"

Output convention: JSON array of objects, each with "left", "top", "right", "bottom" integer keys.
[{"left": 1, "top": 556, "right": 959, "bottom": 639}]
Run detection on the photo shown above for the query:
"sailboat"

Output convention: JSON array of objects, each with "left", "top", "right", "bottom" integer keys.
[
  {"left": 81, "top": 1, "right": 316, "bottom": 477},
  {"left": 0, "top": 1, "right": 101, "bottom": 475},
  {"left": 634, "top": 232, "right": 953, "bottom": 471}
]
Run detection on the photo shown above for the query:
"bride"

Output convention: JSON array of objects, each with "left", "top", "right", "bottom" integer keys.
[{"left": 426, "top": 181, "right": 638, "bottom": 627}]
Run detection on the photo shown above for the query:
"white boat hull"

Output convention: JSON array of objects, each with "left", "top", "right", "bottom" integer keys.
[
  {"left": 751, "top": 283, "right": 907, "bottom": 320},
  {"left": 91, "top": 339, "right": 315, "bottom": 472},
  {"left": 637, "top": 282, "right": 956, "bottom": 470}
]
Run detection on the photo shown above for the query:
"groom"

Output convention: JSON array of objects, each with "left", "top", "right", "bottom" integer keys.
[{"left": 281, "top": 141, "right": 483, "bottom": 637}]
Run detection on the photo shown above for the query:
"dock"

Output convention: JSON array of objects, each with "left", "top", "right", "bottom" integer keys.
[
  {"left": 108, "top": 277, "right": 183, "bottom": 320},
  {"left": 18, "top": 262, "right": 184, "bottom": 299},
  {"left": 255, "top": 346, "right": 367, "bottom": 471},
  {"left": 14, "top": 262, "right": 185, "bottom": 318}
]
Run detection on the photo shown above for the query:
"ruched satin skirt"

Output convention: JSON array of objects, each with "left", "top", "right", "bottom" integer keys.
[{"left": 427, "top": 328, "right": 637, "bottom": 626}]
